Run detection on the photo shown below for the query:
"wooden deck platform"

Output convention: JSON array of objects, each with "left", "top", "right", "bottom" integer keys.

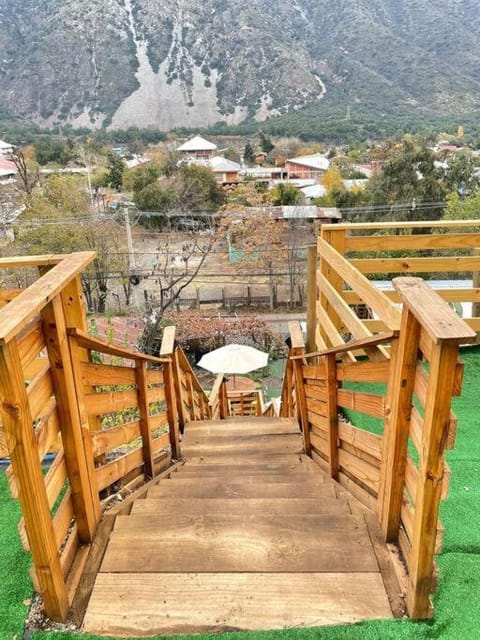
[{"left": 83, "top": 417, "right": 395, "bottom": 636}]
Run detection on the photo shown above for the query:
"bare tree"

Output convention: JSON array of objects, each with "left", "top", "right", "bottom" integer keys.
[{"left": 9, "top": 149, "right": 39, "bottom": 194}]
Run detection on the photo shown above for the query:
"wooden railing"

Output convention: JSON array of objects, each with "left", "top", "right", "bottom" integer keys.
[
  {"left": 280, "top": 220, "right": 478, "bottom": 619},
  {"left": 159, "top": 326, "right": 210, "bottom": 428},
  {"left": 208, "top": 373, "right": 228, "bottom": 419},
  {"left": 0, "top": 254, "right": 182, "bottom": 622}
]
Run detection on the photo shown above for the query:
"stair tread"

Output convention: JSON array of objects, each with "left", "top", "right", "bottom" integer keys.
[
  {"left": 84, "top": 572, "right": 392, "bottom": 636},
  {"left": 102, "top": 513, "right": 378, "bottom": 573},
  {"left": 147, "top": 479, "right": 335, "bottom": 499}
]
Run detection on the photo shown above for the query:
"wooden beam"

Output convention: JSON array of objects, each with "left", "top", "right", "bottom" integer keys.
[
  {"left": 306, "top": 245, "right": 317, "bottom": 355},
  {"left": 0, "top": 253, "right": 95, "bottom": 344},
  {"left": 298, "top": 331, "right": 396, "bottom": 360},
  {"left": 68, "top": 328, "right": 168, "bottom": 364},
  {"left": 0, "top": 340, "right": 69, "bottom": 620},
  {"left": 135, "top": 361, "right": 155, "bottom": 480},
  {"left": 325, "top": 353, "right": 339, "bottom": 480}
]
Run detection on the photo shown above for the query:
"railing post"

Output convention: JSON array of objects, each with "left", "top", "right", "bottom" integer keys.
[
  {"left": 288, "top": 321, "right": 311, "bottom": 456},
  {"left": 0, "top": 340, "right": 70, "bottom": 621},
  {"left": 135, "top": 360, "right": 155, "bottom": 480},
  {"left": 41, "top": 295, "right": 101, "bottom": 543},
  {"left": 172, "top": 349, "right": 187, "bottom": 432},
  {"left": 306, "top": 244, "right": 317, "bottom": 356},
  {"left": 379, "top": 308, "right": 421, "bottom": 541},
  {"left": 406, "top": 339, "right": 460, "bottom": 617},
  {"left": 163, "top": 358, "right": 181, "bottom": 460},
  {"left": 325, "top": 353, "right": 339, "bottom": 479}
]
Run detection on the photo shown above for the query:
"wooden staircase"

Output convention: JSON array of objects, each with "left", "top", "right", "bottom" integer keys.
[{"left": 83, "top": 417, "right": 393, "bottom": 636}]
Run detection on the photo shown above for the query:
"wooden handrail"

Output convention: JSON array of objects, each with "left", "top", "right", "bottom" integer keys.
[
  {"left": 0, "top": 252, "right": 96, "bottom": 344},
  {"left": 208, "top": 373, "right": 226, "bottom": 409},
  {"left": 0, "top": 254, "right": 65, "bottom": 269},
  {"left": 393, "top": 278, "right": 476, "bottom": 344},
  {"left": 292, "top": 331, "right": 398, "bottom": 360},
  {"left": 176, "top": 348, "right": 207, "bottom": 397},
  {"left": 321, "top": 219, "right": 480, "bottom": 232},
  {"left": 67, "top": 328, "right": 169, "bottom": 364}
]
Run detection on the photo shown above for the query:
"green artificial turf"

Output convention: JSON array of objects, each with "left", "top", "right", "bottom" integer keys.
[{"left": 1, "top": 347, "right": 479, "bottom": 640}]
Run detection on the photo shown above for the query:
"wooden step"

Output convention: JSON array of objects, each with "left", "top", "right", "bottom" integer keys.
[
  {"left": 174, "top": 461, "right": 315, "bottom": 475},
  {"left": 102, "top": 514, "right": 378, "bottom": 573},
  {"left": 185, "top": 453, "right": 310, "bottom": 465},
  {"left": 181, "top": 433, "right": 303, "bottom": 457},
  {"left": 186, "top": 417, "right": 300, "bottom": 437},
  {"left": 131, "top": 497, "right": 351, "bottom": 517},
  {"left": 84, "top": 572, "right": 392, "bottom": 636},
  {"left": 147, "top": 479, "right": 335, "bottom": 499},
  {"left": 169, "top": 472, "right": 321, "bottom": 483}
]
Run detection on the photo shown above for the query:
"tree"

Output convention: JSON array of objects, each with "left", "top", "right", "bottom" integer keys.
[
  {"left": 9, "top": 148, "right": 39, "bottom": 194},
  {"left": 171, "top": 164, "right": 225, "bottom": 214},
  {"left": 14, "top": 175, "right": 129, "bottom": 312},
  {"left": 271, "top": 182, "right": 302, "bottom": 206},
  {"left": 443, "top": 152, "right": 480, "bottom": 195},
  {"left": 124, "top": 163, "right": 161, "bottom": 193},
  {"left": 366, "top": 140, "right": 446, "bottom": 222},
  {"left": 34, "top": 139, "right": 73, "bottom": 165},
  {"left": 105, "top": 152, "right": 126, "bottom": 191},
  {"left": 243, "top": 142, "right": 256, "bottom": 164},
  {"left": 259, "top": 132, "right": 275, "bottom": 154},
  {"left": 224, "top": 146, "right": 241, "bottom": 163},
  {"left": 133, "top": 183, "right": 176, "bottom": 222}
]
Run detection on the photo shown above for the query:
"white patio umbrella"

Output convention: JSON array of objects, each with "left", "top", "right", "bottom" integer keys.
[{"left": 197, "top": 344, "right": 268, "bottom": 387}]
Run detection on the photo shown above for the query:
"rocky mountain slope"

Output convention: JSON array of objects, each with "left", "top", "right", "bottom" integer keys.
[{"left": 1, "top": 0, "right": 480, "bottom": 130}]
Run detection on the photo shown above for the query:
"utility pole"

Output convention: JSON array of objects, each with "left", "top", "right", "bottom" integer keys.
[{"left": 124, "top": 207, "right": 136, "bottom": 272}]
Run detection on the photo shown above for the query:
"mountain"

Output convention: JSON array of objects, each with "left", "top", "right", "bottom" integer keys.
[{"left": 1, "top": 0, "right": 480, "bottom": 131}]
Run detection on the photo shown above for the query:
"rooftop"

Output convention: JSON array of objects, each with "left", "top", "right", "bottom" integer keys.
[{"left": 177, "top": 136, "right": 218, "bottom": 152}]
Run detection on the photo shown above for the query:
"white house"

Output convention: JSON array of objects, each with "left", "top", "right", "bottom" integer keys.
[
  {"left": 177, "top": 136, "right": 217, "bottom": 159},
  {"left": 0, "top": 139, "right": 14, "bottom": 156}
]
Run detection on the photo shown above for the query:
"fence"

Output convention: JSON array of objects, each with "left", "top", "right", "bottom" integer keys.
[{"left": 282, "top": 220, "right": 478, "bottom": 618}]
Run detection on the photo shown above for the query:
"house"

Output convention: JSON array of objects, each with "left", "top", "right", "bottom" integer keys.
[
  {"left": 0, "top": 158, "right": 17, "bottom": 184},
  {"left": 242, "top": 166, "right": 288, "bottom": 181},
  {"left": 177, "top": 136, "right": 217, "bottom": 159},
  {"left": 0, "top": 139, "right": 14, "bottom": 156},
  {"left": 270, "top": 205, "right": 341, "bottom": 223},
  {"left": 286, "top": 154, "right": 330, "bottom": 180},
  {"left": 209, "top": 156, "right": 241, "bottom": 184}
]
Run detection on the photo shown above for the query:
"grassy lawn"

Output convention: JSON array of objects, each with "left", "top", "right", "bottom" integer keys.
[{"left": 1, "top": 347, "right": 479, "bottom": 640}]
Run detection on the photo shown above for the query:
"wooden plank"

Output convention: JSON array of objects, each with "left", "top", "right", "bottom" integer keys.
[
  {"left": 24, "top": 355, "right": 49, "bottom": 381},
  {"left": 0, "top": 253, "right": 95, "bottom": 344},
  {"left": 0, "top": 339, "right": 69, "bottom": 620},
  {"left": 406, "top": 341, "right": 460, "bottom": 618},
  {"left": 345, "top": 231, "right": 480, "bottom": 253},
  {"left": 395, "top": 277, "right": 478, "bottom": 345},
  {"left": 44, "top": 452, "right": 67, "bottom": 508},
  {"left": 132, "top": 496, "right": 350, "bottom": 517},
  {"left": 328, "top": 219, "right": 480, "bottom": 232},
  {"left": 337, "top": 360, "right": 391, "bottom": 383},
  {"left": 17, "top": 321, "right": 45, "bottom": 368},
  {"left": 151, "top": 432, "right": 170, "bottom": 456},
  {"left": 146, "top": 368, "right": 163, "bottom": 385},
  {"left": 305, "top": 383, "right": 327, "bottom": 399},
  {"left": 325, "top": 353, "right": 339, "bottom": 479},
  {"left": 79, "top": 362, "right": 136, "bottom": 388},
  {"left": 288, "top": 320, "right": 305, "bottom": 350},
  {"left": 69, "top": 513, "right": 116, "bottom": 627},
  {"left": 303, "top": 364, "right": 327, "bottom": 379},
  {"left": 27, "top": 365, "right": 53, "bottom": 420},
  {"left": 379, "top": 314, "right": 420, "bottom": 541},
  {"left": 52, "top": 489, "right": 74, "bottom": 547},
  {"left": 68, "top": 328, "right": 167, "bottom": 365},
  {"left": 182, "top": 433, "right": 303, "bottom": 458},
  {"left": 148, "top": 479, "right": 335, "bottom": 500},
  {"left": 91, "top": 421, "right": 142, "bottom": 457},
  {"left": 36, "top": 399, "right": 60, "bottom": 460},
  {"left": 317, "top": 237, "right": 401, "bottom": 330},
  {"left": 60, "top": 526, "right": 80, "bottom": 579},
  {"left": 84, "top": 389, "right": 139, "bottom": 417},
  {"left": 316, "top": 302, "right": 356, "bottom": 361},
  {"left": 95, "top": 448, "right": 144, "bottom": 492},
  {"left": 308, "top": 411, "right": 329, "bottom": 435},
  {"left": 103, "top": 513, "right": 379, "bottom": 573},
  {"left": 302, "top": 327, "right": 394, "bottom": 361},
  {"left": 338, "top": 471, "right": 378, "bottom": 512},
  {"left": 337, "top": 389, "right": 385, "bottom": 418},
  {"left": 339, "top": 422, "right": 382, "bottom": 461},
  {"left": 318, "top": 272, "right": 373, "bottom": 340},
  {"left": 310, "top": 431, "right": 329, "bottom": 458},
  {"left": 338, "top": 449, "right": 379, "bottom": 495},
  {"left": 41, "top": 296, "right": 101, "bottom": 542},
  {"left": 84, "top": 572, "right": 392, "bottom": 636},
  {"left": 185, "top": 417, "right": 300, "bottom": 437},
  {"left": 305, "top": 397, "right": 328, "bottom": 417},
  {"left": 163, "top": 359, "right": 181, "bottom": 459},
  {"left": 352, "top": 255, "right": 480, "bottom": 275},
  {"left": 364, "top": 514, "right": 406, "bottom": 618},
  {"left": 135, "top": 360, "right": 155, "bottom": 480}
]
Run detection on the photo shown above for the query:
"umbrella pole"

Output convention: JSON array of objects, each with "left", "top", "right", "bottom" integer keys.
[{"left": 233, "top": 373, "right": 236, "bottom": 389}]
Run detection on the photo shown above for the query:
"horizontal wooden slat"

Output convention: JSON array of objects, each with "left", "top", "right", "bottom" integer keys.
[
  {"left": 91, "top": 422, "right": 142, "bottom": 457},
  {"left": 95, "top": 448, "right": 144, "bottom": 492},
  {"left": 410, "top": 407, "right": 423, "bottom": 455},
  {"left": 45, "top": 452, "right": 68, "bottom": 508},
  {"left": 310, "top": 430, "right": 329, "bottom": 457},
  {"left": 68, "top": 328, "right": 167, "bottom": 365},
  {"left": 317, "top": 273, "right": 373, "bottom": 339},
  {"left": 27, "top": 366, "right": 54, "bottom": 420},
  {"left": 306, "top": 397, "right": 328, "bottom": 418},
  {"left": 316, "top": 302, "right": 356, "bottom": 362},
  {"left": 151, "top": 432, "right": 170, "bottom": 456},
  {"left": 338, "top": 449, "right": 379, "bottom": 495},
  {"left": 338, "top": 422, "right": 382, "bottom": 461},
  {"left": 80, "top": 362, "right": 137, "bottom": 388},
  {"left": 304, "top": 383, "right": 327, "bottom": 402},
  {"left": 337, "top": 360, "right": 391, "bottom": 384},
  {"left": 351, "top": 255, "right": 480, "bottom": 275},
  {"left": 60, "top": 525, "right": 80, "bottom": 578},
  {"left": 337, "top": 389, "right": 385, "bottom": 418},
  {"left": 345, "top": 232, "right": 480, "bottom": 253},
  {"left": 36, "top": 399, "right": 60, "bottom": 460},
  {"left": 146, "top": 369, "right": 164, "bottom": 385},
  {"left": 308, "top": 411, "right": 329, "bottom": 435},
  {"left": 146, "top": 386, "right": 165, "bottom": 406},
  {"left": 53, "top": 489, "right": 74, "bottom": 547},
  {"left": 400, "top": 495, "right": 414, "bottom": 543},
  {"left": 399, "top": 526, "right": 412, "bottom": 571},
  {"left": 337, "top": 471, "right": 378, "bottom": 511},
  {"left": 303, "top": 364, "right": 327, "bottom": 380},
  {"left": 85, "top": 389, "right": 139, "bottom": 417},
  {"left": 404, "top": 455, "right": 418, "bottom": 503},
  {"left": 24, "top": 356, "right": 50, "bottom": 382},
  {"left": 17, "top": 321, "right": 45, "bottom": 368},
  {"left": 149, "top": 412, "right": 169, "bottom": 430}
]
